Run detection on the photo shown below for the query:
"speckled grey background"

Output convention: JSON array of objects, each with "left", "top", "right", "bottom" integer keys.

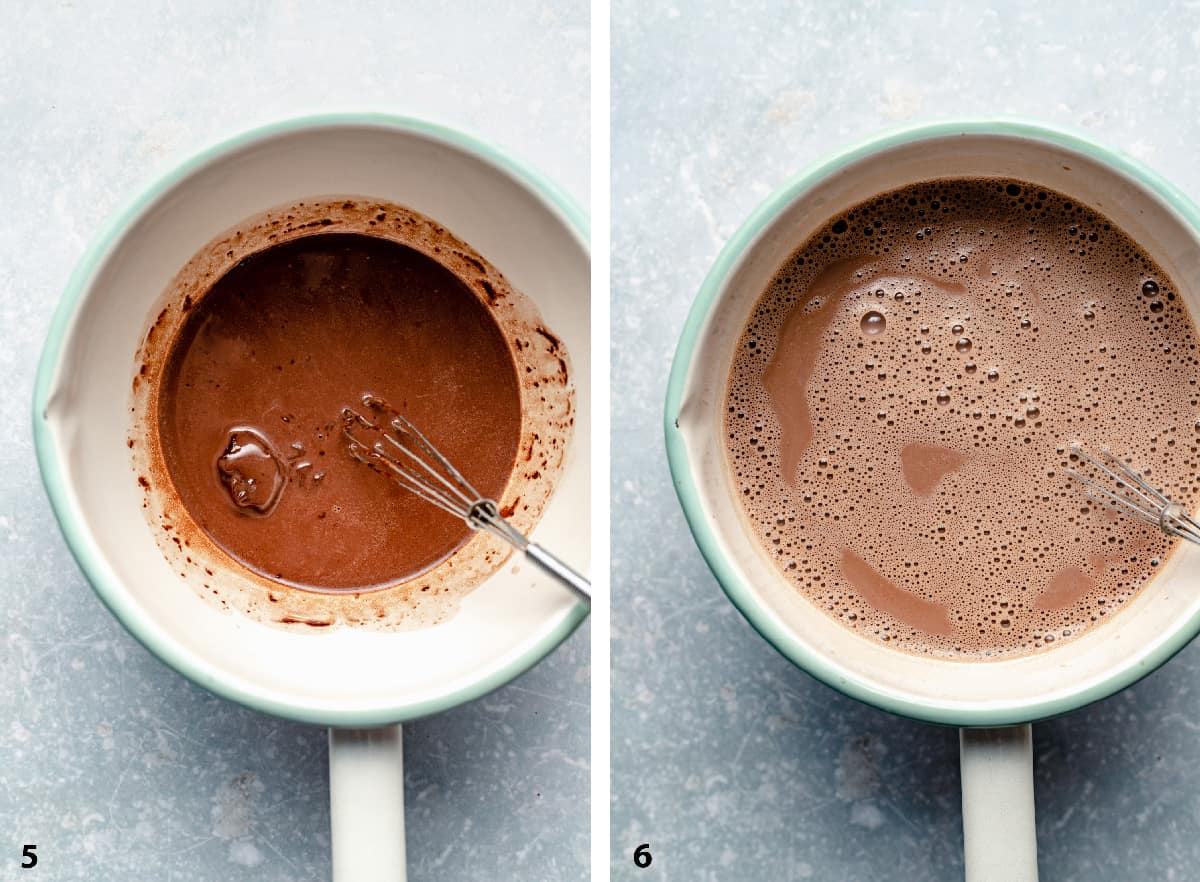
[
  {"left": 612, "top": 2, "right": 1200, "bottom": 880},
  {"left": 1, "top": 3, "right": 588, "bottom": 880}
]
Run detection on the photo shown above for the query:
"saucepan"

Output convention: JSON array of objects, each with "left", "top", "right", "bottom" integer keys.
[
  {"left": 665, "top": 118, "right": 1200, "bottom": 880},
  {"left": 34, "top": 113, "right": 590, "bottom": 881}
]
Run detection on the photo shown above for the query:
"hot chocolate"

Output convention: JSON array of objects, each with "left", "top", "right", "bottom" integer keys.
[{"left": 725, "top": 178, "right": 1200, "bottom": 657}]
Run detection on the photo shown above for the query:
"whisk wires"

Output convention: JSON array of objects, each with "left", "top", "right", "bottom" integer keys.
[
  {"left": 1066, "top": 445, "right": 1200, "bottom": 546},
  {"left": 342, "top": 401, "right": 529, "bottom": 550}
]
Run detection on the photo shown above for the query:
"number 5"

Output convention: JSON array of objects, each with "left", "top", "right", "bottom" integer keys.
[
  {"left": 21, "top": 844, "right": 37, "bottom": 868},
  {"left": 633, "top": 842, "right": 652, "bottom": 868}
]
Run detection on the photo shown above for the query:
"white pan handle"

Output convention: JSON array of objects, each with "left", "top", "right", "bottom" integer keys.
[
  {"left": 328, "top": 725, "right": 407, "bottom": 881},
  {"left": 959, "top": 724, "right": 1038, "bottom": 882}
]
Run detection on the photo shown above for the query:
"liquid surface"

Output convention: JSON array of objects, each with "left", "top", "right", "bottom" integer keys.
[
  {"left": 725, "top": 178, "right": 1200, "bottom": 657},
  {"left": 157, "top": 232, "right": 522, "bottom": 592}
]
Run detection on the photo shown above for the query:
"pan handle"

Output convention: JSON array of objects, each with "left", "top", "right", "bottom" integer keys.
[
  {"left": 328, "top": 725, "right": 407, "bottom": 881},
  {"left": 959, "top": 724, "right": 1038, "bottom": 882}
]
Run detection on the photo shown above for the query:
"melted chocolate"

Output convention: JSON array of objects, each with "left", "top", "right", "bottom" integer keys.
[{"left": 157, "top": 233, "right": 521, "bottom": 592}]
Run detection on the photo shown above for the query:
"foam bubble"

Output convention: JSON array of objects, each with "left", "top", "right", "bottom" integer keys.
[{"left": 860, "top": 310, "right": 886, "bottom": 336}]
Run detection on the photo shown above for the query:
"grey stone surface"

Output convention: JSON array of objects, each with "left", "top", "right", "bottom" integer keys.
[
  {"left": 0, "top": 2, "right": 588, "bottom": 880},
  {"left": 612, "top": 2, "right": 1200, "bottom": 880}
]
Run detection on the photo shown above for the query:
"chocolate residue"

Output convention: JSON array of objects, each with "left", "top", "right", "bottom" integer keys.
[{"left": 278, "top": 616, "right": 333, "bottom": 628}]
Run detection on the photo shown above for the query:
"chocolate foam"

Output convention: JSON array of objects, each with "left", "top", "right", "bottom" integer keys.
[{"left": 725, "top": 178, "right": 1200, "bottom": 658}]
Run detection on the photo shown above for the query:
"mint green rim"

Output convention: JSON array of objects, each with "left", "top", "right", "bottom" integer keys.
[
  {"left": 665, "top": 117, "right": 1200, "bottom": 727},
  {"left": 33, "top": 112, "right": 589, "bottom": 727}
]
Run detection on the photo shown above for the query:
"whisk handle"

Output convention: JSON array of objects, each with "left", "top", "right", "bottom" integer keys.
[{"left": 526, "top": 543, "right": 591, "bottom": 604}]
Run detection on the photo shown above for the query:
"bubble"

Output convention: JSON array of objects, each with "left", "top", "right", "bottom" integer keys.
[
  {"left": 986, "top": 369, "right": 1000, "bottom": 382},
  {"left": 965, "top": 361, "right": 978, "bottom": 373},
  {"left": 952, "top": 323, "right": 965, "bottom": 335},
  {"left": 956, "top": 337, "right": 973, "bottom": 353},
  {"left": 936, "top": 391, "right": 951, "bottom": 405},
  {"left": 1150, "top": 300, "right": 1164, "bottom": 313},
  {"left": 1143, "top": 280, "right": 1159, "bottom": 296},
  {"left": 1084, "top": 308, "right": 1095, "bottom": 321},
  {"left": 1027, "top": 405, "right": 1040, "bottom": 418},
  {"left": 860, "top": 310, "right": 887, "bottom": 336},
  {"left": 1020, "top": 318, "right": 1031, "bottom": 330}
]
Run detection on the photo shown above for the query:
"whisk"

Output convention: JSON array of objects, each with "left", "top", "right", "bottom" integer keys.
[
  {"left": 342, "top": 398, "right": 590, "bottom": 603},
  {"left": 1066, "top": 445, "right": 1200, "bottom": 546}
]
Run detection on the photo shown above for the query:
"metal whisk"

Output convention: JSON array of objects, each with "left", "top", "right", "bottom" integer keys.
[
  {"left": 342, "top": 398, "right": 590, "bottom": 603},
  {"left": 1066, "top": 445, "right": 1200, "bottom": 546}
]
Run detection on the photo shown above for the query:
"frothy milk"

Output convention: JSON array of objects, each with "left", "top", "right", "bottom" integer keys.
[{"left": 724, "top": 179, "right": 1200, "bottom": 657}]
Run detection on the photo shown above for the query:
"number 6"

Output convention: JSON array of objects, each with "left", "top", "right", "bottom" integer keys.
[{"left": 633, "top": 842, "right": 652, "bottom": 868}]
